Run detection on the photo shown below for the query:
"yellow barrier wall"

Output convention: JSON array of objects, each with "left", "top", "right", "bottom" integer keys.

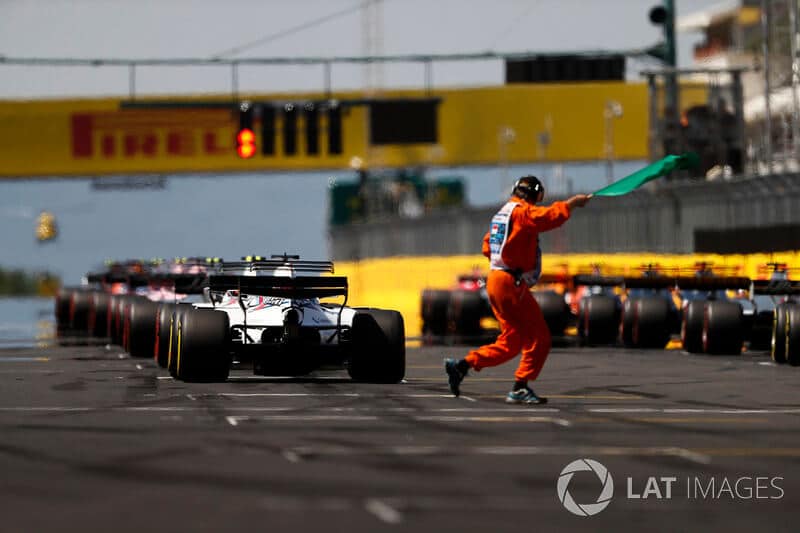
[
  {"left": 0, "top": 82, "right": 708, "bottom": 177},
  {"left": 336, "top": 252, "right": 800, "bottom": 338}
]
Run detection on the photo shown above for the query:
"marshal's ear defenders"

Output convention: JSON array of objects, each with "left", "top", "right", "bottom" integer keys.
[{"left": 512, "top": 175, "right": 544, "bottom": 202}]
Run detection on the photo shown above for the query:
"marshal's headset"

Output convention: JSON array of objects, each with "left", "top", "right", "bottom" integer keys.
[{"left": 511, "top": 175, "right": 544, "bottom": 203}]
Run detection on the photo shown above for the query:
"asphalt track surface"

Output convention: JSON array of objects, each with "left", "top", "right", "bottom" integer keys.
[{"left": 1, "top": 341, "right": 800, "bottom": 532}]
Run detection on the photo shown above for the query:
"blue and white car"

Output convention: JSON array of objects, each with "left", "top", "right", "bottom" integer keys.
[{"left": 166, "top": 255, "right": 406, "bottom": 383}]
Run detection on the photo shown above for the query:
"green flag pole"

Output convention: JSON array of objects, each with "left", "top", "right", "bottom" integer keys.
[{"left": 592, "top": 152, "right": 700, "bottom": 197}]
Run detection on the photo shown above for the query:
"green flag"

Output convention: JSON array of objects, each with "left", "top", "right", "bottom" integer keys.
[{"left": 592, "top": 152, "right": 700, "bottom": 197}]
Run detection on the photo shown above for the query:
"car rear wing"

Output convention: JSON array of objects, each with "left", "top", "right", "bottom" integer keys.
[
  {"left": 209, "top": 275, "right": 348, "bottom": 299},
  {"left": 220, "top": 258, "right": 335, "bottom": 276},
  {"left": 572, "top": 275, "right": 752, "bottom": 291},
  {"left": 752, "top": 279, "right": 800, "bottom": 296},
  {"left": 149, "top": 273, "right": 209, "bottom": 295},
  {"left": 537, "top": 273, "right": 572, "bottom": 285},
  {"left": 86, "top": 272, "right": 118, "bottom": 284},
  {"left": 86, "top": 271, "right": 150, "bottom": 288},
  {"left": 674, "top": 276, "right": 752, "bottom": 291}
]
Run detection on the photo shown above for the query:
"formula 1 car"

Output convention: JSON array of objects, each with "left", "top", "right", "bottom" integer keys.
[
  {"left": 55, "top": 259, "right": 150, "bottom": 346},
  {"left": 420, "top": 271, "right": 492, "bottom": 342},
  {"left": 166, "top": 255, "right": 406, "bottom": 383},
  {"left": 55, "top": 258, "right": 218, "bottom": 355},
  {"left": 575, "top": 269, "right": 751, "bottom": 351},
  {"left": 574, "top": 263, "right": 800, "bottom": 358},
  {"left": 420, "top": 271, "right": 573, "bottom": 343},
  {"left": 675, "top": 264, "right": 800, "bottom": 357}
]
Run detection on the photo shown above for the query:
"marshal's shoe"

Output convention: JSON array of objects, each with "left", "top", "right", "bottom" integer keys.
[
  {"left": 444, "top": 358, "right": 467, "bottom": 397},
  {"left": 505, "top": 386, "right": 547, "bottom": 405}
]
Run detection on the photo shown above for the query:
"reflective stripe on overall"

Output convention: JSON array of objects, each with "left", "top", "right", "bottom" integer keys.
[{"left": 489, "top": 201, "right": 542, "bottom": 286}]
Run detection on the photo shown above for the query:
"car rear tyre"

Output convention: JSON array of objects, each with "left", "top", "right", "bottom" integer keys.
[
  {"left": 786, "top": 305, "right": 800, "bottom": 367},
  {"left": 70, "top": 290, "right": 92, "bottom": 345},
  {"left": 702, "top": 300, "right": 744, "bottom": 355},
  {"left": 621, "top": 298, "right": 671, "bottom": 349},
  {"left": 173, "top": 308, "right": 231, "bottom": 382},
  {"left": 88, "top": 292, "right": 111, "bottom": 339},
  {"left": 121, "top": 297, "right": 139, "bottom": 353},
  {"left": 578, "top": 295, "right": 619, "bottom": 346},
  {"left": 533, "top": 290, "right": 570, "bottom": 337},
  {"left": 348, "top": 309, "right": 406, "bottom": 383},
  {"left": 446, "top": 289, "right": 485, "bottom": 343},
  {"left": 155, "top": 303, "right": 176, "bottom": 368},
  {"left": 167, "top": 305, "right": 194, "bottom": 378},
  {"left": 110, "top": 295, "right": 132, "bottom": 346},
  {"left": 681, "top": 300, "right": 705, "bottom": 353},
  {"left": 55, "top": 288, "right": 75, "bottom": 345},
  {"left": 771, "top": 303, "right": 792, "bottom": 364},
  {"left": 421, "top": 289, "right": 451, "bottom": 338},
  {"left": 128, "top": 300, "right": 159, "bottom": 359}
]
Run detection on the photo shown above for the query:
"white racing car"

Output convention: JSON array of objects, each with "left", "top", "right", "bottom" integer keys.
[{"left": 166, "top": 255, "right": 405, "bottom": 383}]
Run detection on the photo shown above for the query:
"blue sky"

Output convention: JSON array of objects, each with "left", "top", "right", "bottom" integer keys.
[{"left": 0, "top": 0, "right": 724, "bottom": 98}]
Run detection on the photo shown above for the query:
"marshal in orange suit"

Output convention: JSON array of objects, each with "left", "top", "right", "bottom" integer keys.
[{"left": 445, "top": 176, "right": 591, "bottom": 404}]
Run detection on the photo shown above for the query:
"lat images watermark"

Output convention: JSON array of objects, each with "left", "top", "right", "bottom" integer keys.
[{"left": 557, "top": 459, "right": 786, "bottom": 517}]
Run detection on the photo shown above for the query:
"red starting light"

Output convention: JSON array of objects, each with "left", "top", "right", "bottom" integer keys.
[{"left": 236, "top": 128, "right": 256, "bottom": 159}]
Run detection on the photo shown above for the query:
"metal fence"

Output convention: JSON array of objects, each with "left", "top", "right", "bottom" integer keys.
[{"left": 328, "top": 172, "right": 800, "bottom": 259}]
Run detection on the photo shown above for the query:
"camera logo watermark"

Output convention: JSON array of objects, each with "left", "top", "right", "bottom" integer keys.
[{"left": 557, "top": 459, "right": 614, "bottom": 517}]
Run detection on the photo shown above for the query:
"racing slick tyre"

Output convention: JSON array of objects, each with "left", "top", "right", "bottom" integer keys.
[
  {"left": 69, "top": 290, "right": 92, "bottom": 345},
  {"left": 128, "top": 300, "right": 159, "bottom": 358},
  {"left": 55, "top": 288, "right": 75, "bottom": 345},
  {"left": 771, "top": 303, "right": 793, "bottom": 364},
  {"left": 172, "top": 308, "right": 231, "bottom": 382},
  {"left": 702, "top": 300, "right": 744, "bottom": 355},
  {"left": 88, "top": 291, "right": 111, "bottom": 340},
  {"left": 681, "top": 300, "right": 705, "bottom": 354},
  {"left": 348, "top": 309, "right": 406, "bottom": 383},
  {"left": 620, "top": 298, "right": 635, "bottom": 347},
  {"left": 421, "top": 289, "right": 451, "bottom": 339},
  {"left": 446, "top": 289, "right": 485, "bottom": 343},
  {"left": 167, "top": 305, "right": 194, "bottom": 378},
  {"left": 155, "top": 303, "right": 177, "bottom": 368},
  {"left": 121, "top": 296, "right": 146, "bottom": 353},
  {"left": 622, "top": 297, "right": 671, "bottom": 349},
  {"left": 786, "top": 305, "right": 800, "bottom": 367},
  {"left": 55, "top": 288, "right": 72, "bottom": 329},
  {"left": 533, "top": 290, "right": 571, "bottom": 337},
  {"left": 121, "top": 297, "right": 139, "bottom": 353},
  {"left": 108, "top": 295, "right": 121, "bottom": 345},
  {"left": 110, "top": 295, "right": 129, "bottom": 346},
  {"left": 578, "top": 295, "right": 619, "bottom": 346}
]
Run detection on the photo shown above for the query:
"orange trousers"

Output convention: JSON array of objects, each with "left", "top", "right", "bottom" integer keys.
[{"left": 465, "top": 270, "right": 551, "bottom": 382}]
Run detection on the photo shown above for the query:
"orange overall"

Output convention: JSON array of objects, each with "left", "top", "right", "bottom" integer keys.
[{"left": 464, "top": 197, "right": 571, "bottom": 382}]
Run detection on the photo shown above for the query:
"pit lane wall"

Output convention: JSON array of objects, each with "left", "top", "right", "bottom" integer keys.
[
  {"left": 335, "top": 252, "right": 800, "bottom": 339},
  {"left": 330, "top": 172, "right": 800, "bottom": 259},
  {"left": 0, "top": 82, "right": 708, "bottom": 177}
]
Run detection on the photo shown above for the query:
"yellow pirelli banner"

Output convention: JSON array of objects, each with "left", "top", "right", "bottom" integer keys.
[{"left": 0, "top": 83, "right": 708, "bottom": 177}]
